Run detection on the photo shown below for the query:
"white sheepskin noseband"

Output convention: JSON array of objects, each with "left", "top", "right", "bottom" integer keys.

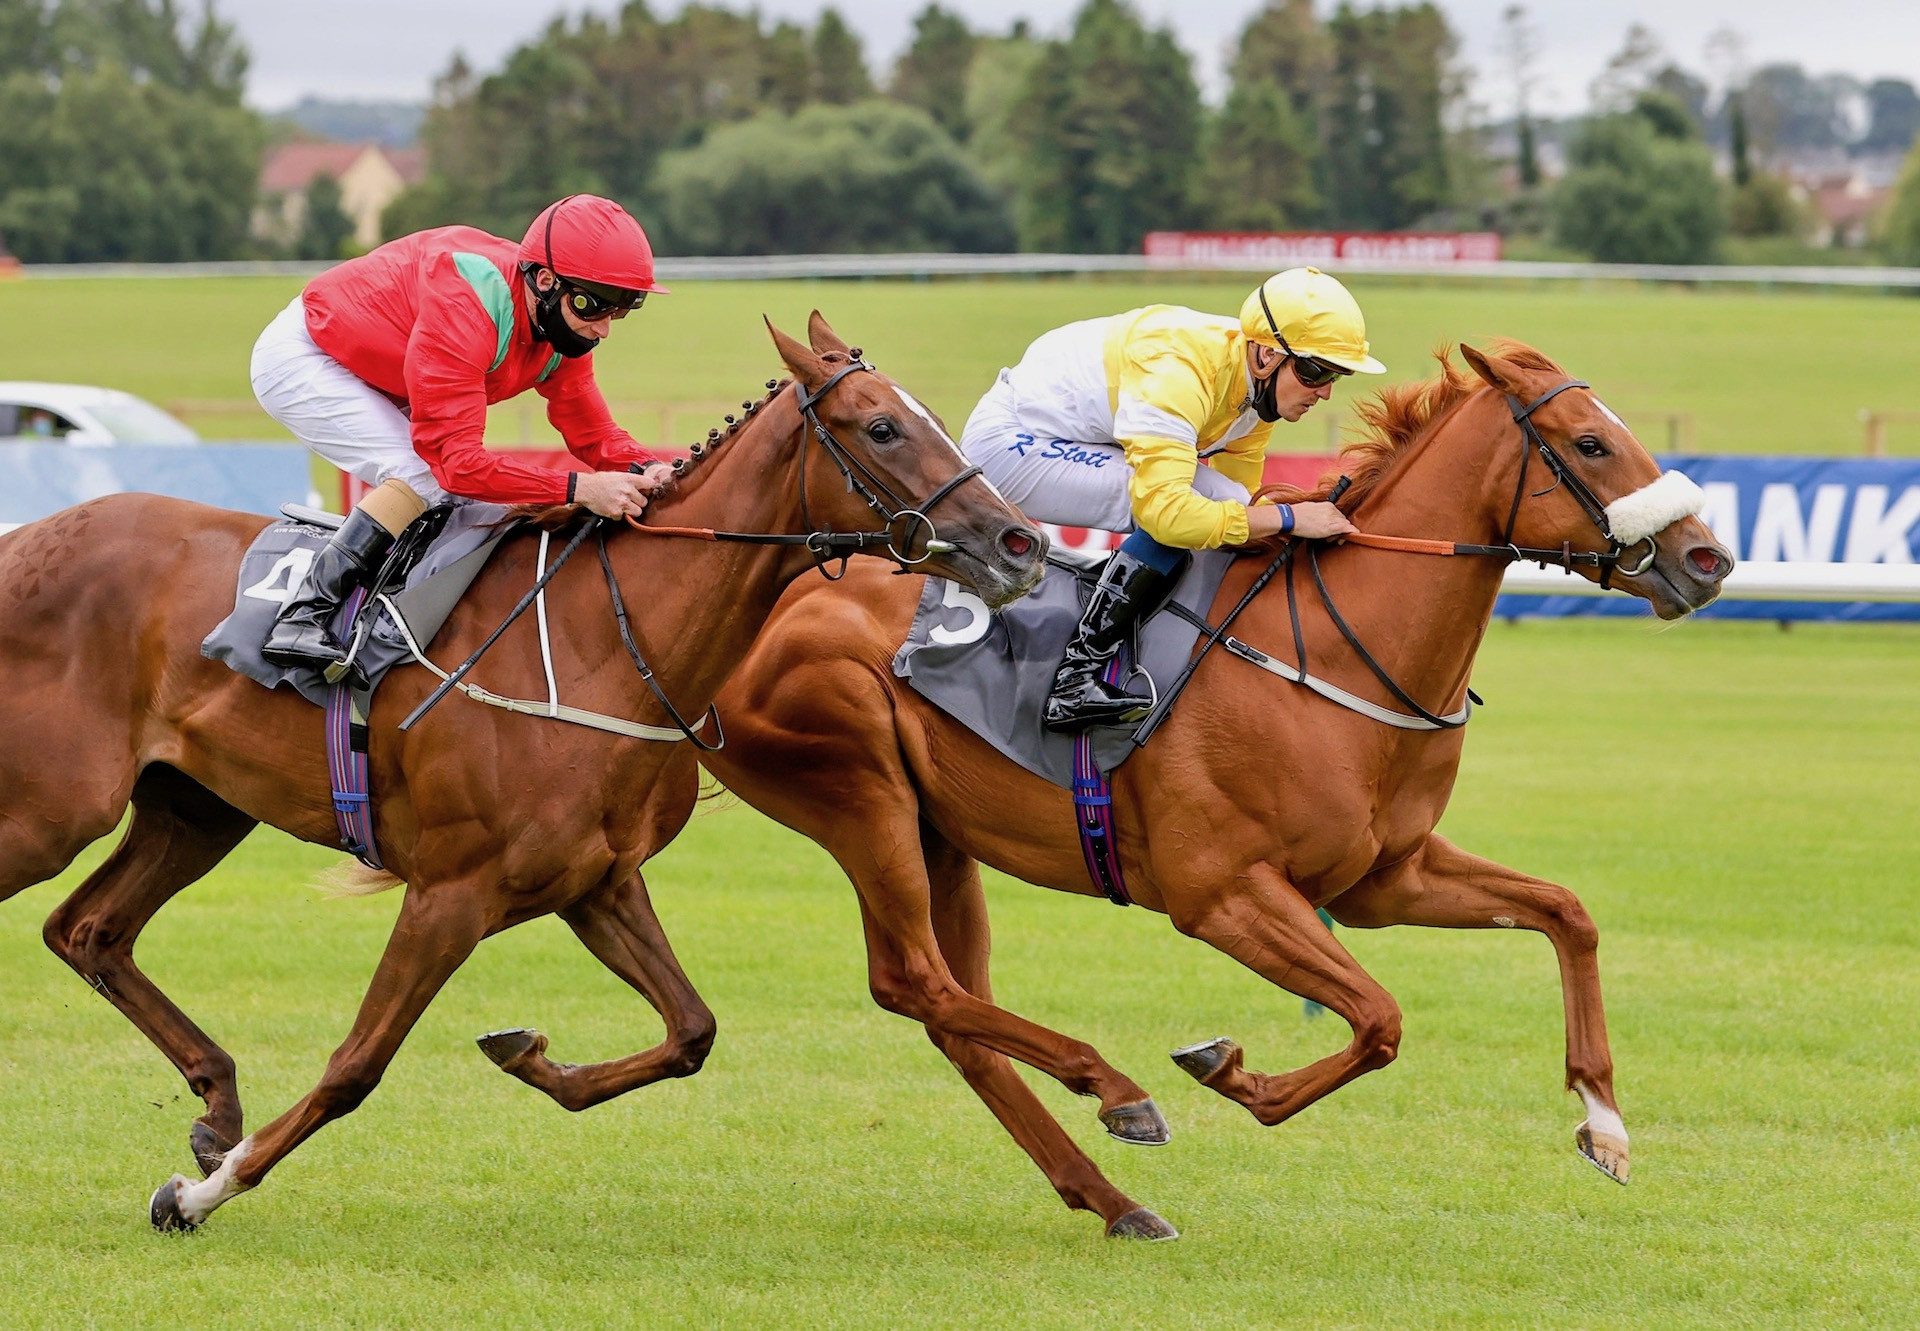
[{"left": 1605, "top": 470, "right": 1704, "bottom": 545}]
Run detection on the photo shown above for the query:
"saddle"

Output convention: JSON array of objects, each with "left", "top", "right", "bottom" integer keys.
[
  {"left": 891, "top": 549, "right": 1235, "bottom": 788},
  {"left": 203, "top": 502, "right": 515, "bottom": 707},
  {"left": 203, "top": 501, "right": 520, "bottom": 869}
]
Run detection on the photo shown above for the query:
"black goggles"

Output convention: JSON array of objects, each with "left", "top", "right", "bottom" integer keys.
[
  {"left": 1256, "top": 282, "right": 1352, "bottom": 388},
  {"left": 559, "top": 277, "right": 648, "bottom": 320}
]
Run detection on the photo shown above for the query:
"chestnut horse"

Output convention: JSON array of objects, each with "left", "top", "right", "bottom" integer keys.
[
  {"left": 697, "top": 343, "right": 1734, "bottom": 1239},
  {"left": 0, "top": 314, "right": 1045, "bottom": 1232}
]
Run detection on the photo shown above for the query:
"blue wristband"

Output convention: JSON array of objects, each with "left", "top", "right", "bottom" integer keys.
[{"left": 1278, "top": 503, "right": 1295, "bottom": 535}]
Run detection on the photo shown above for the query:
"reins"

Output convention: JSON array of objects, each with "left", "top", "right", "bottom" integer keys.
[
  {"left": 398, "top": 359, "right": 987, "bottom": 742},
  {"left": 1144, "top": 379, "right": 1650, "bottom": 735}
]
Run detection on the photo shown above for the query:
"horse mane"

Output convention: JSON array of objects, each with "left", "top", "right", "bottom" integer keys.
[
  {"left": 510, "top": 372, "right": 798, "bottom": 529},
  {"left": 1254, "top": 339, "right": 1566, "bottom": 512}
]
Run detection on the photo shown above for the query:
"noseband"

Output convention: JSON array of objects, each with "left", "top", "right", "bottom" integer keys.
[
  {"left": 1497, "top": 380, "right": 1656, "bottom": 590},
  {"left": 794, "top": 359, "right": 985, "bottom": 577}
]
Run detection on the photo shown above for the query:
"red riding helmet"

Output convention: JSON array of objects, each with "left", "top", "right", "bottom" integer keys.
[{"left": 518, "top": 194, "right": 668, "bottom": 296}]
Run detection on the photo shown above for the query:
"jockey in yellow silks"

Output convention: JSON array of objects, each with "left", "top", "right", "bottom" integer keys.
[{"left": 959, "top": 268, "right": 1386, "bottom": 732}]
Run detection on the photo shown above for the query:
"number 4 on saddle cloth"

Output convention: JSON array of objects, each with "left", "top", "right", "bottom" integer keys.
[
  {"left": 202, "top": 502, "right": 521, "bottom": 868},
  {"left": 891, "top": 551, "right": 1237, "bottom": 907}
]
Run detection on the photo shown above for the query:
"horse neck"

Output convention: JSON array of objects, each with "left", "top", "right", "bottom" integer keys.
[
  {"left": 590, "top": 390, "right": 820, "bottom": 709},
  {"left": 1257, "top": 389, "right": 1521, "bottom": 711}
]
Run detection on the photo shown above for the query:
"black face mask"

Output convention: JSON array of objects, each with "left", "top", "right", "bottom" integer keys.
[
  {"left": 526, "top": 274, "right": 601, "bottom": 358},
  {"left": 1248, "top": 364, "right": 1284, "bottom": 422}
]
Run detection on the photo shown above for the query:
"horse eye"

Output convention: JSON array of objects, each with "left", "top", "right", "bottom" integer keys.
[
  {"left": 869, "top": 418, "right": 898, "bottom": 443},
  {"left": 1576, "top": 436, "right": 1607, "bottom": 458}
]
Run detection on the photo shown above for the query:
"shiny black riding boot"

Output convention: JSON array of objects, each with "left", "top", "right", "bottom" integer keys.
[
  {"left": 1042, "top": 551, "right": 1176, "bottom": 733},
  {"left": 261, "top": 508, "right": 396, "bottom": 674}
]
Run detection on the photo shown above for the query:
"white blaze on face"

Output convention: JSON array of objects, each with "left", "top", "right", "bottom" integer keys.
[
  {"left": 1594, "top": 398, "right": 1628, "bottom": 431},
  {"left": 895, "top": 387, "right": 1010, "bottom": 504},
  {"left": 1605, "top": 470, "right": 1706, "bottom": 545}
]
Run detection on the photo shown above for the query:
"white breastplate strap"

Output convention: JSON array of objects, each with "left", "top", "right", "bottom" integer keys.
[
  {"left": 1604, "top": 470, "right": 1704, "bottom": 545},
  {"left": 376, "top": 593, "right": 713, "bottom": 743},
  {"left": 1221, "top": 636, "right": 1473, "bottom": 731}
]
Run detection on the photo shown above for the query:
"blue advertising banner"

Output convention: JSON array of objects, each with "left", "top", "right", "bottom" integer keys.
[
  {"left": 0, "top": 442, "right": 316, "bottom": 534},
  {"left": 1497, "top": 454, "right": 1920, "bottom": 622}
]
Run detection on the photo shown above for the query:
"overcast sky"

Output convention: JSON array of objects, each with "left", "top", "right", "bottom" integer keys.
[{"left": 229, "top": 1, "right": 1920, "bottom": 122}]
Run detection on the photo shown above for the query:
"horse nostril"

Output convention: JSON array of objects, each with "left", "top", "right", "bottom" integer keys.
[
  {"left": 1687, "top": 546, "right": 1727, "bottom": 580},
  {"left": 1001, "top": 528, "right": 1036, "bottom": 560}
]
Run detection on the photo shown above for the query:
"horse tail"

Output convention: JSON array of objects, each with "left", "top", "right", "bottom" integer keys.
[{"left": 315, "top": 863, "right": 404, "bottom": 898}]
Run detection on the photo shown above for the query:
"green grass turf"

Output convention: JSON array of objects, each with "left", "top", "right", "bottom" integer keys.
[
  {"left": 3, "top": 273, "right": 1918, "bottom": 457},
  {"left": 0, "top": 618, "right": 1915, "bottom": 1327}
]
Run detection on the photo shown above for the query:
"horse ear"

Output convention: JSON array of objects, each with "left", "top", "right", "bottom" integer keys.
[
  {"left": 765, "top": 316, "right": 828, "bottom": 391},
  {"left": 1460, "top": 344, "right": 1524, "bottom": 396},
  {"left": 806, "top": 310, "right": 852, "bottom": 358}
]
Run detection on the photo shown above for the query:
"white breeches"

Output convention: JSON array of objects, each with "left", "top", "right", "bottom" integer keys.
[
  {"left": 250, "top": 297, "right": 451, "bottom": 505},
  {"left": 959, "top": 371, "right": 1248, "bottom": 534}
]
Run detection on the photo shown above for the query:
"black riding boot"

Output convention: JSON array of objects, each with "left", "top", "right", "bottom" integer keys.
[
  {"left": 1042, "top": 551, "right": 1176, "bottom": 733},
  {"left": 261, "top": 508, "right": 397, "bottom": 674}
]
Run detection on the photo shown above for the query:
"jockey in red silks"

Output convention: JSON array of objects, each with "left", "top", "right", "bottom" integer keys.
[{"left": 249, "top": 193, "right": 673, "bottom": 675}]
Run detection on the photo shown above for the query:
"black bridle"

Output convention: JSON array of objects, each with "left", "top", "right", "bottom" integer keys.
[
  {"left": 399, "top": 358, "right": 988, "bottom": 738},
  {"left": 1492, "top": 380, "right": 1658, "bottom": 591},
  {"left": 1135, "top": 378, "right": 1667, "bottom": 736},
  {"left": 792, "top": 358, "right": 984, "bottom": 578}
]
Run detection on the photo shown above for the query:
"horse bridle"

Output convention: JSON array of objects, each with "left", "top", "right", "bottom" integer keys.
[
  {"left": 401, "top": 358, "right": 990, "bottom": 741},
  {"left": 1495, "top": 379, "right": 1658, "bottom": 591},
  {"left": 793, "top": 357, "right": 984, "bottom": 577},
  {"left": 1135, "top": 377, "right": 1671, "bottom": 737}
]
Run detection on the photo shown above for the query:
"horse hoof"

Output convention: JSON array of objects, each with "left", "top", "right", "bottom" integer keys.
[
  {"left": 189, "top": 1122, "right": 233, "bottom": 1179},
  {"left": 1170, "top": 1036, "right": 1237, "bottom": 1082},
  {"left": 476, "top": 1027, "right": 546, "bottom": 1069},
  {"left": 1106, "top": 1206, "right": 1179, "bottom": 1241},
  {"left": 149, "top": 1176, "right": 197, "bottom": 1234},
  {"left": 1099, "top": 1097, "right": 1171, "bottom": 1146},
  {"left": 1575, "top": 1122, "right": 1631, "bottom": 1185}
]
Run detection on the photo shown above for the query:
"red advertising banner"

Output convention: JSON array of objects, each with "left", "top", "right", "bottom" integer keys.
[{"left": 1143, "top": 230, "right": 1501, "bottom": 266}]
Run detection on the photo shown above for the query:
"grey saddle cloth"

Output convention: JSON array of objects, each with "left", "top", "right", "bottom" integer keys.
[
  {"left": 891, "top": 551, "right": 1233, "bottom": 788},
  {"left": 202, "top": 502, "right": 519, "bottom": 707}
]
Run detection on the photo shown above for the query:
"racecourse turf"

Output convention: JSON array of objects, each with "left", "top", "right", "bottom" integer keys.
[
  {"left": 0, "top": 617, "right": 1916, "bottom": 1328},
  {"left": 3, "top": 272, "right": 1918, "bottom": 457}
]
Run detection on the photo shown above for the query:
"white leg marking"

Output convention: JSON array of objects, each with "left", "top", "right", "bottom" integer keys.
[
  {"left": 174, "top": 1135, "right": 255, "bottom": 1223},
  {"left": 1492, "top": 914, "right": 1515, "bottom": 928},
  {"left": 1573, "top": 1081, "right": 1627, "bottom": 1144}
]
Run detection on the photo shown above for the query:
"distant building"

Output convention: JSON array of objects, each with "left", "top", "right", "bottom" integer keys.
[
  {"left": 1800, "top": 171, "right": 1893, "bottom": 248},
  {"left": 254, "top": 141, "right": 427, "bottom": 252}
]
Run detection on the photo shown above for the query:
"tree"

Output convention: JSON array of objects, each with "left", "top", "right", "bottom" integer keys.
[
  {"left": 1860, "top": 78, "right": 1920, "bottom": 154},
  {"left": 1550, "top": 111, "right": 1725, "bottom": 263},
  {"left": 654, "top": 100, "right": 1012, "bottom": 255},
  {"left": 889, "top": 5, "right": 975, "bottom": 142},
  {"left": 1745, "top": 63, "right": 1857, "bottom": 151},
  {"left": 1501, "top": 4, "right": 1541, "bottom": 189},
  {"left": 1320, "top": 3, "right": 1462, "bottom": 229},
  {"left": 1727, "top": 172, "right": 1805, "bottom": 239},
  {"left": 1011, "top": 0, "right": 1203, "bottom": 252},
  {"left": 761, "top": 20, "right": 813, "bottom": 114},
  {"left": 1728, "top": 89, "right": 1753, "bottom": 187},
  {"left": 961, "top": 24, "right": 1048, "bottom": 242},
  {"left": 1588, "top": 24, "right": 1665, "bottom": 113},
  {"left": 810, "top": 8, "right": 873, "bottom": 106},
  {"left": 296, "top": 173, "right": 355, "bottom": 260},
  {"left": 1196, "top": 75, "right": 1319, "bottom": 228},
  {"left": 1878, "top": 136, "right": 1920, "bottom": 264}
]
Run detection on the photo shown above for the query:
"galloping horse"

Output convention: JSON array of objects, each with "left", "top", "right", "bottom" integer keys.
[
  {"left": 697, "top": 343, "right": 1734, "bottom": 1239},
  {"left": 0, "top": 313, "right": 1045, "bottom": 1231}
]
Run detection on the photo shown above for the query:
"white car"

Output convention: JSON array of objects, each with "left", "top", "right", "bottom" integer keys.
[{"left": 0, "top": 382, "right": 198, "bottom": 445}]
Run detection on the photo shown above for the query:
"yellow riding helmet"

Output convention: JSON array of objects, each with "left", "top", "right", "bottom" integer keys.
[{"left": 1239, "top": 268, "right": 1386, "bottom": 375}]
